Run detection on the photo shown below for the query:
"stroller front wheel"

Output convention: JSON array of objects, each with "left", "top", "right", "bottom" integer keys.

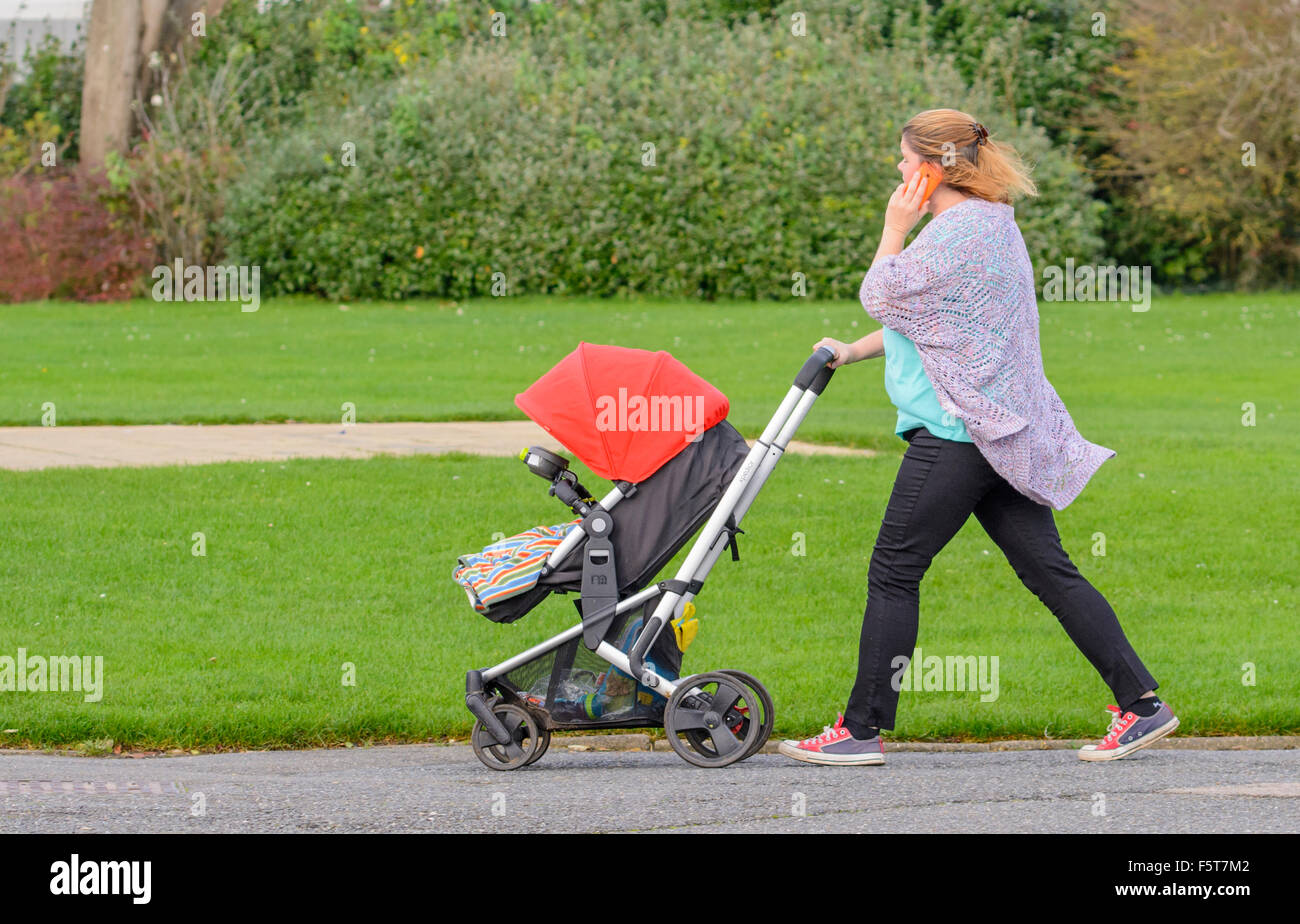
[
  {"left": 664, "top": 671, "right": 764, "bottom": 768},
  {"left": 471, "top": 701, "right": 548, "bottom": 771},
  {"left": 682, "top": 669, "right": 774, "bottom": 762}
]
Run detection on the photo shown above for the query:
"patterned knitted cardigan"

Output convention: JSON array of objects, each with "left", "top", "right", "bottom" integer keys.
[{"left": 858, "top": 197, "right": 1114, "bottom": 510}]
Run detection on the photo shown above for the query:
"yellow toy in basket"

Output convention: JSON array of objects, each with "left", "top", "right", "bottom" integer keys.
[{"left": 672, "top": 601, "right": 699, "bottom": 652}]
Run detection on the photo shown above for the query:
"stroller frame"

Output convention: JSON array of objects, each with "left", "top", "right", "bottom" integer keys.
[{"left": 466, "top": 347, "right": 837, "bottom": 768}]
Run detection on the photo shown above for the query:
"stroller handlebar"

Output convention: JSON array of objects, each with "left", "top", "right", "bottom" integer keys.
[{"left": 793, "top": 346, "right": 837, "bottom": 393}]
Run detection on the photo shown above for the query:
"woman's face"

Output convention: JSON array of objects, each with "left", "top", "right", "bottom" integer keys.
[{"left": 898, "top": 135, "right": 925, "bottom": 183}]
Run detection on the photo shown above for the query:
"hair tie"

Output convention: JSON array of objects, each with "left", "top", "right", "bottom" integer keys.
[{"left": 971, "top": 122, "right": 989, "bottom": 146}]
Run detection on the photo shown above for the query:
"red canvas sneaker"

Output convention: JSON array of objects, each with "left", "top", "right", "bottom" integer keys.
[
  {"left": 1079, "top": 701, "right": 1179, "bottom": 761},
  {"left": 778, "top": 713, "right": 885, "bottom": 766}
]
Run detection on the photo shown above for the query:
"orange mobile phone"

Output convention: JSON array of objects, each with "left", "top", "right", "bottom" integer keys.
[{"left": 916, "top": 162, "right": 942, "bottom": 204}]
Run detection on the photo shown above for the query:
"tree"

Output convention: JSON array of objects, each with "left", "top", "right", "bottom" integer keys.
[
  {"left": 1090, "top": 0, "right": 1300, "bottom": 286},
  {"left": 79, "top": 0, "right": 226, "bottom": 176}
]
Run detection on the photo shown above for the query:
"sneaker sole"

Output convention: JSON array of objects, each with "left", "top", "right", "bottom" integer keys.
[
  {"left": 777, "top": 739, "right": 885, "bottom": 766},
  {"left": 1078, "top": 715, "right": 1180, "bottom": 761}
]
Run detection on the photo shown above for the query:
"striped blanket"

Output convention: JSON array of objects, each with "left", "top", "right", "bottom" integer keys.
[{"left": 453, "top": 519, "right": 581, "bottom": 614}]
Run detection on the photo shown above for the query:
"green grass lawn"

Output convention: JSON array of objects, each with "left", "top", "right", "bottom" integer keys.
[
  {"left": 0, "top": 292, "right": 1296, "bottom": 748},
  {"left": 6, "top": 291, "right": 1293, "bottom": 454}
]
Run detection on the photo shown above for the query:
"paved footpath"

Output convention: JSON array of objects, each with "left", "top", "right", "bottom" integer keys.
[
  {"left": 0, "top": 422, "right": 875, "bottom": 471},
  {"left": 2, "top": 743, "right": 1297, "bottom": 833}
]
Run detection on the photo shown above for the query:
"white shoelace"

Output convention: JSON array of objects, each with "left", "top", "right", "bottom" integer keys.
[
  {"left": 804, "top": 721, "right": 843, "bottom": 746},
  {"left": 1102, "top": 709, "right": 1131, "bottom": 743}
]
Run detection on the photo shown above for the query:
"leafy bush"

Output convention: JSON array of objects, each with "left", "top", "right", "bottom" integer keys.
[
  {"left": 0, "top": 31, "right": 84, "bottom": 171},
  {"left": 0, "top": 110, "right": 65, "bottom": 177},
  {"left": 185, "top": 0, "right": 375, "bottom": 134},
  {"left": 1088, "top": 0, "right": 1299, "bottom": 288},
  {"left": 221, "top": 0, "right": 1103, "bottom": 300},
  {"left": 189, "top": 0, "right": 1118, "bottom": 164},
  {"left": 104, "top": 43, "right": 261, "bottom": 267},
  {"left": 182, "top": 0, "right": 564, "bottom": 130},
  {"left": 863, "top": 0, "right": 1121, "bottom": 150},
  {"left": 0, "top": 173, "right": 155, "bottom": 303}
]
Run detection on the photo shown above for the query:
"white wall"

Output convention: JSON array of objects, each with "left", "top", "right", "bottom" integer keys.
[{"left": 1, "top": 0, "right": 90, "bottom": 76}]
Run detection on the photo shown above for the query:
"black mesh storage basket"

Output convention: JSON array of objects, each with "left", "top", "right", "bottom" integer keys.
[{"left": 492, "top": 599, "right": 686, "bottom": 730}]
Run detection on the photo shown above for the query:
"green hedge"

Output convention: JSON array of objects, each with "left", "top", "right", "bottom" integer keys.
[{"left": 220, "top": 1, "right": 1103, "bottom": 300}]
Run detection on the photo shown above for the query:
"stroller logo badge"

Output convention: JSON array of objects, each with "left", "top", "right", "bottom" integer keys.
[{"left": 594, "top": 388, "right": 706, "bottom": 442}]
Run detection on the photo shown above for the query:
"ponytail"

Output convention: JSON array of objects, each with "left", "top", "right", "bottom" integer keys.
[{"left": 902, "top": 109, "right": 1037, "bottom": 204}]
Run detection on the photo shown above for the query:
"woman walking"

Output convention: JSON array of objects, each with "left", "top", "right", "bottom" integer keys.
[{"left": 779, "top": 109, "right": 1177, "bottom": 766}]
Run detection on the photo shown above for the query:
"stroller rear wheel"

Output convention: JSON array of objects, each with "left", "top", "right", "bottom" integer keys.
[
  {"left": 471, "top": 700, "right": 549, "bottom": 771},
  {"left": 682, "top": 669, "right": 773, "bottom": 762},
  {"left": 664, "top": 671, "right": 763, "bottom": 768}
]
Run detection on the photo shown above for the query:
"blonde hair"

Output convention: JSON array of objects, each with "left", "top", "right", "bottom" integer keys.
[{"left": 902, "top": 109, "right": 1037, "bottom": 204}]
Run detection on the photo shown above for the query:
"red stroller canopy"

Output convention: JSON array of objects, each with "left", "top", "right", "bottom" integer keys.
[{"left": 515, "top": 342, "right": 731, "bottom": 484}]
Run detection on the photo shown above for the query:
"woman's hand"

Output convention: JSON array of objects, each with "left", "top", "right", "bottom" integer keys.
[
  {"left": 883, "top": 170, "right": 930, "bottom": 237},
  {"left": 813, "top": 337, "right": 860, "bottom": 368}
]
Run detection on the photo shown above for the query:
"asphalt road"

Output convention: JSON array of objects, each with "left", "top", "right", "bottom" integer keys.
[{"left": 2, "top": 744, "right": 1297, "bottom": 833}]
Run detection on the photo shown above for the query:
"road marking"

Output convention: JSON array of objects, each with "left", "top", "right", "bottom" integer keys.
[
  {"left": 1162, "top": 783, "right": 1300, "bottom": 798},
  {"left": 0, "top": 780, "right": 185, "bottom": 794}
]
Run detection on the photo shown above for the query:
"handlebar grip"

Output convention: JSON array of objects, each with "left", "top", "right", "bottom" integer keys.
[{"left": 793, "top": 346, "right": 837, "bottom": 391}]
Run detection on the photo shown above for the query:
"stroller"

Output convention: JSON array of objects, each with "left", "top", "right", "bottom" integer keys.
[{"left": 457, "top": 342, "right": 836, "bottom": 769}]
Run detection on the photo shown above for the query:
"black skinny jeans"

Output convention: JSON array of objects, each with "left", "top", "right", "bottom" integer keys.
[{"left": 843, "top": 426, "right": 1158, "bottom": 737}]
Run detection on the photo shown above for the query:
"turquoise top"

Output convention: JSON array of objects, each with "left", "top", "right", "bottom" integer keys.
[{"left": 881, "top": 327, "right": 973, "bottom": 442}]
